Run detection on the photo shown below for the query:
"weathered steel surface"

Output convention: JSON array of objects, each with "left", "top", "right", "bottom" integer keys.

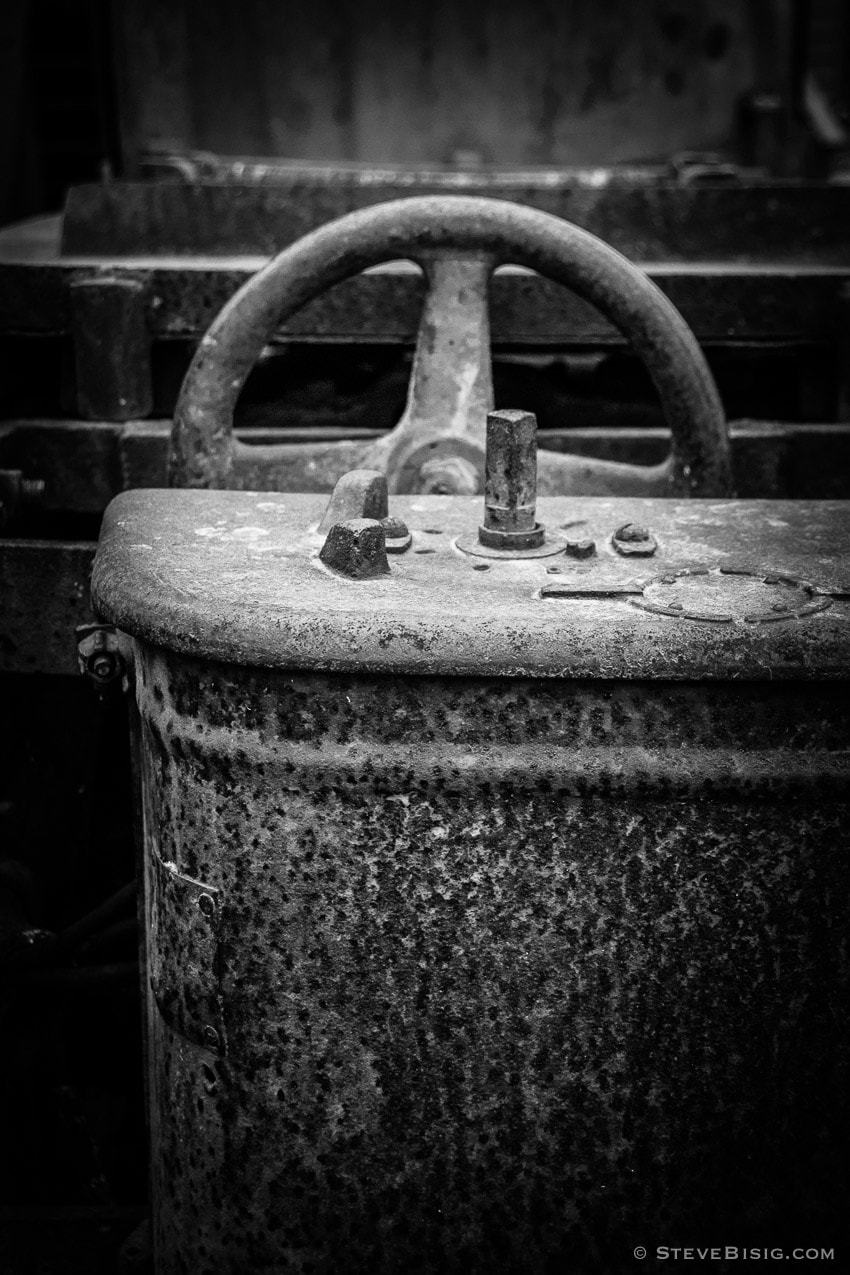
[
  {"left": 0, "top": 540, "right": 94, "bottom": 674},
  {"left": 113, "top": 0, "right": 763, "bottom": 171},
  {"left": 134, "top": 645, "right": 849, "bottom": 1272},
  {"left": 91, "top": 490, "right": 850, "bottom": 680},
  {"left": 69, "top": 277, "right": 153, "bottom": 422},
  {"left": 169, "top": 197, "right": 730, "bottom": 497},
  {"left": 61, "top": 181, "right": 850, "bottom": 264}
]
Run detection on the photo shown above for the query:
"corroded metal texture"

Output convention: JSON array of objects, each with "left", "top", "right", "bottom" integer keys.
[
  {"left": 107, "top": 0, "right": 770, "bottom": 175},
  {"left": 133, "top": 647, "right": 850, "bottom": 1272},
  {"left": 168, "top": 197, "right": 730, "bottom": 498},
  {"left": 91, "top": 491, "right": 850, "bottom": 680},
  {"left": 95, "top": 485, "right": 850, "bottom": 1269}
]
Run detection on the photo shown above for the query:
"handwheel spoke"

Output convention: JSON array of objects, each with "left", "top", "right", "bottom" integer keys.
[
  {"left": 361, "top": 250, "right": 496, "bottom": 492},
  {"left": 536, "top": 448, "right": 676, "bottom": 497}
]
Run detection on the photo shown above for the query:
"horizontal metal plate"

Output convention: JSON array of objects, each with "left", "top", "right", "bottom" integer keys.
[
  {"left": 1, "top": 215, "right": 848, "bottom": 346},
  {"left": 58, "top": 181, "right": 850, "bottom": 264},
  {"left": 0, "top": 259, "right": 846, "bottom": 346}
]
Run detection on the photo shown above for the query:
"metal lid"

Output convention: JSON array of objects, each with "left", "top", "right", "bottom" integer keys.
[{"left": 91, "top": 490, "right": 850, "bottom": 680}]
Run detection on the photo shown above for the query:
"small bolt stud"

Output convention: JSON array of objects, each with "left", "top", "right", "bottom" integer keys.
[
  {"left": 89, "top": 653, "right": 116, "bottom": 680},
  {"left": 478, "top": 410, "right": 545, "bottom": 551},
  {"left": 565, "top": 537, "right": 596, "bottom": 559},
  {"left": 203, "top": 1025, "right": 220, "bottom": 1050},
  {"left": 380, "top": 515, "right": 412, "bottom": 554},
  {"left": 198, "top": 893, "right": 215, "bottom": 916}
]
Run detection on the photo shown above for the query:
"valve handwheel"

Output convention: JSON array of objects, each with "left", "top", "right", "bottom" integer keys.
[{"left": 170, "top": 196, "right": 731, "bottom": 498}]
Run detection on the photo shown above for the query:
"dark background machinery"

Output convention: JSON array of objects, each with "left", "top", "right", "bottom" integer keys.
[{"left": 1, "top": 1, "right": 849, "bottom": 1270}]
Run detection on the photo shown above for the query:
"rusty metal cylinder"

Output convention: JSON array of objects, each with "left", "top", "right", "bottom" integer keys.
[{"left": 92, "top": 488, "right": 850, "bottom": 1274}]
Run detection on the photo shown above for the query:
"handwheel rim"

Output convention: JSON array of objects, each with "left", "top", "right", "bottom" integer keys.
[{"left": 170, "top": 195, "right": 731, "bottom": 497}]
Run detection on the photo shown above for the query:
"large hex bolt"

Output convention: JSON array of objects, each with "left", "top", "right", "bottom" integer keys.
[
  {"left": 478, "top": 409, "right": 545, "bottom": 551},
  {"left": 319, "top": 518, "right": 390, "bottom": 579}
]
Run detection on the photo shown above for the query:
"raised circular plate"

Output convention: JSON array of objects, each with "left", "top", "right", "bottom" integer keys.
[{"left": 632, "top": 567, "right": 832, "bottom": 624}]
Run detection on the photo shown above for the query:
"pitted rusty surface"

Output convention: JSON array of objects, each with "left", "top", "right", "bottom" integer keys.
[
  {"left": 92, "top": 491, "right": 850, "bottom": 680},
  {"left": 135, "top": 649, "right": 850, "bottom": 1272}
]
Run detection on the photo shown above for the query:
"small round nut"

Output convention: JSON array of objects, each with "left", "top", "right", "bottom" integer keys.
[
  {"left": 614, "top": 522, "right": 650, "bottom": 543},
  {"left": 88, "top": 652, "right": 118, "bottom": 681},
  {"left": 612, "top": 523, "right": 657, "bottom": 557},
  {"left": 379, "top": 515, "right": 412, "bottom": 553}
]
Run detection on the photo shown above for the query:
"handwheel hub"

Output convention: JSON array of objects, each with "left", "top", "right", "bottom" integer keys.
[{"left": 390, "top": 436, "right": 483, "bottom": 495}]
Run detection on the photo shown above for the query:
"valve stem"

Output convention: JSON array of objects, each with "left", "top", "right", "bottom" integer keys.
[{"left": 478, "top": 409, "right": 545, "bottom": 550}]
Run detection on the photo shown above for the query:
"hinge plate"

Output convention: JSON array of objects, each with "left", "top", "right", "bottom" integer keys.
[{"left": 148, "top": 853, "right": 226, "bottom": 1055}]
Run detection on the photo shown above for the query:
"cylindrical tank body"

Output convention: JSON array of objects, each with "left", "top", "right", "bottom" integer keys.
[
  {"left": 94, "top": 490, "right": 850, "bottom": 1273},
  {"left": 135, "top": 651, "right": 848, "bottom": 1272}
]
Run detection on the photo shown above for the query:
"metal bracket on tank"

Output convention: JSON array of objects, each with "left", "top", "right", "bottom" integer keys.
[{"left": 148, "top": 852, "right": 226, "bottom": 1055}]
